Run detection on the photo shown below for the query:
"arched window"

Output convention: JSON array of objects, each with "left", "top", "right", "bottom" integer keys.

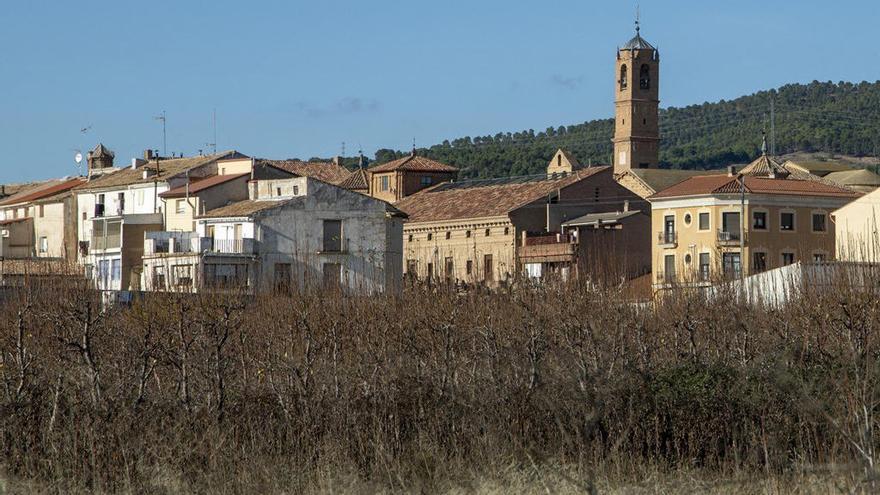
[
  {"left": 640, "top": 64, "right": 651, "bottom": 90},
  {"left": 619, "top": 65, "right": 628, "bottom": 90}
]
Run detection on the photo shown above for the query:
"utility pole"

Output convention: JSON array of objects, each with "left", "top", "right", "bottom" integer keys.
[{"left": 739, "top": 173, "right": 746, "bottom": 281}]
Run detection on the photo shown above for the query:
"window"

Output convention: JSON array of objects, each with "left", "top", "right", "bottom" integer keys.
[
  {"left": 753, "top": 252, "right": 767, "bottom": 272},
  {"left": 466, "top": 260, "right": 473, "bottom": 275},
  {"left": 95, "top": 194, "right": 105, "bottom": 217},
  {"left": 273, "top": 263, "right": 291, "bottom": 293},
  {"left": 698, "top": 212, "right": 710, "bottom": 231},
  {"left": 445, "top": 232, "right": 451, "bottom": 240},
  {"left": 427, "top": 233, "right": 433, "bottom": 241},
  {"left": 699, "top": 253, "right": 710, "bottom": 281},
  {"left": 174, "top": 265, "right": 193, "bottom": 287},
  {"left": 812, "top": 213, "right": 827, "bottom": 232},
  {"left": 684, "top": 253, "right": 692, "bottom": 264},
  {"left": 380, "top": 176, "right": 389, "bottom": 191},
  {"left": 504, "top": 227, "right": 510, "bottom": 236},
  {"left": 684, "top": 213, "right": 692, "bottom": 226},
  {"left": 38, "top": 236, "right": 48, "bottom": 254},
  {"left": 753, "top": 211, "right": 767, "bottom": 230},
  {"left": 420, "top": 176, "right": 432, "bottom": 187},
  {"left": 408, "top": 234, "right": 413, "bottom": 242},
  {"left": 176, "top": 199, "right": 186, "bottom": 214},
  {"left": 276, "top": 187, "right": 282, "bottom": 197},
  {"left": 406, "top": 260, "right": 418, "bottom": 277},
  {"left": 204, "top": 264, "right": 248, "bottom": 287},
  {"left": 444, "top": 257, "right": 454, "bottom": 280},
  {"left": 98, "top": 260, "right": 110, "bottom": 283},
  {"left": 485, "top": 228, "right": 491, "bottom": 237},
  {"left": 465, "top": 230, "right": 471, "bottom": 238},
  {"left": 82, "top": 212, "right": 87, "bottom": 221},
  {"left": 722, "top": 253, "right": 741, "bottom": 278},
  {"left": 619, "top": 64, "right": 628, "bottom": 90},
  {"left": 117, "top": 192, "right": 125, "bottom": 214},
  {"left": 293, "top": 186, "right": 299, "bottom": 195},
  {"left": 136, "top": 190, "right": 144, "bottom": 206},
  {"left": 324, "top": 263, "right": 342, "bottom": 289},
  {"left": 483, "top": 254, "right": 494, "bottom": 281},
  {"left": 427, "top": 263, "right": 434, "bottom": 279},
  {"left": 639, "top": 64, "right": 651, "bottom": 90},
  {"left": 813, "top": 253, "right": 827, "bottom": 263},
  {"left": 721, "top": 212, "right": 741, "bottom": 240},
  {"left": 782, "top": 252, "right": 795, "bottom": 266},
  {"left": 663, "top": 254, "right": 675, "bottom": 282},
  {"left": 322, "top": 220, "right": 342, "bottom": 252},
  {"left": 38, "top": 205, "right": 44, "bottom": 218},
  {"left": 780, "top": 212, "right": 795, "bottom": 231},
  {"left": 110, "top": 259, "right": 121, "bottom": 282}
]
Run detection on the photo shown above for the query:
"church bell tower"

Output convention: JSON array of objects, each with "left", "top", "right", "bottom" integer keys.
[{"left": 613, "top": 17, "right": 660, "bottom": 174}]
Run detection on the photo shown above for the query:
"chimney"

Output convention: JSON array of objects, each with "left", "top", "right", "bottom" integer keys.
[
  {"left": 144, "top": 149, "right": 154, "bottom": 160},
  {"left": 131, "top": 158, "right": 147, "bottom": 169},
  {"left": 623, "top": 199, "right": 630, "bottom": 212},
  {"left": 332, "top": 156, "right": 343, "bottom": 166},
  {"left": 727, "top": 165, "right": 736, "bottom": 177}
]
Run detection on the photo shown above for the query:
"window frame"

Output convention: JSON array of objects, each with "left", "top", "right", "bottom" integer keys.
[
  {"left": 752, "top": 210, "right": 768, "bottom": 231},
  {"left": 698, "top": 212, "right": 710, "bottom": 231},
  {"left": 780, "top": 211, "right": 796, "bottom": 232},
  {"left": 811, "top": 211, "right": 827, "bottom": 233}
]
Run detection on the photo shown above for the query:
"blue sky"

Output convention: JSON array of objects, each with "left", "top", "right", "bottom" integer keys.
[{"left": 0, "top": 0, "right": 877, "bottom": 182}]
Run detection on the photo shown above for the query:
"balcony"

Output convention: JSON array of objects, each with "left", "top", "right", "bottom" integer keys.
[
  {"left": 657, "top": 231, "right": 677, "bottom": 248},
  {"left": 208, "top": 238, "right": 256, "bottom": 255},
  {"left": 655, "top": 270, "right": 675, "bottom": 284},
  {"left": 519, "top": 233, "right": 577, "bottom": 263},
  {"left": 717, "top": 229, "right": 745, "bottom": 246},
  {"left": 144, "top": 232, "right": 256, "bottom": 256},
  {"left": 91, "top": 233, "right": 121, "bottom": 251}
]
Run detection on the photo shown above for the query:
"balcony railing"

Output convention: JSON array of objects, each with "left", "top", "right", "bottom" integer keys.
[
  {"left": 657, "top": 231, "right": 677, "bottom": 246},
  {"left": 91, "top": 234, "right": 121, "bottom": 251},
  {"left": 717, "top": 230, "right": 744, "bottom": 244},
  {"left": 207, "top": 238, "right": 255, "bottom": 255}
]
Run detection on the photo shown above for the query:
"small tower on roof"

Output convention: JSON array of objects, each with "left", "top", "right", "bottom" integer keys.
[
  {"left": 613, "top": 12, "right": 660, "bottom": 174},
  {"left": 87, "top": 143, "right": 115, "bottom": 176}
]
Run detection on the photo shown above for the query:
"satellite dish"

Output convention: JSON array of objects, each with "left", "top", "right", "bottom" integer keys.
[{"left": 74, "top": 152, "right": 83, "bottom": 164}]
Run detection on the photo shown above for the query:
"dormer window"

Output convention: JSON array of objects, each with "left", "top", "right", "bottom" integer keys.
[
  {"left": 639, "top": 64, "right": 651, "bottom": 90},
  {"left": 619, "top": 64, "right": 628, "bottom": 90}
]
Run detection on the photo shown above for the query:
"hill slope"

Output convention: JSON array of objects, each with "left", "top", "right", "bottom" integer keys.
[{"left": 372, "top": 81, "right": 880, "bottom": 179}]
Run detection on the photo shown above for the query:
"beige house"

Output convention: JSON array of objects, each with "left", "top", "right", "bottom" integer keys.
[
  {"left": 833, "top": 187, "right": 880, "bottom": 262},
  {"left": 647, "top": 155, "right": 860, "bottom": 289},
  {"left": 395, "top": 155, "right": 643, "bottom": 286},
  {"left": 0, "top": 178, "right": 84, "bottom": 261}
]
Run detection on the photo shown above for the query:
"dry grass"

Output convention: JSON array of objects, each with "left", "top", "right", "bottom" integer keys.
[{"left": 0, "top": 272, "right": 879, "bottom": 493}]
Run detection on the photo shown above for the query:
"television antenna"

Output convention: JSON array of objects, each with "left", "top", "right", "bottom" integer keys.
[{"left": 154, "top": 110, "right": 167, "bottom": 156}]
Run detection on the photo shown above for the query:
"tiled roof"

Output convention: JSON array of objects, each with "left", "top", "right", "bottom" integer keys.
[
  {"left": 259, "top": 159, "right": 350, "bottom": 184},
  {"left": 395, "top": 167, "right": 608, "bottom": 223},
  {"left": 159, "top": 173, "right": 249, "bottom": 198},
  {"left": 368, "top": 153, "right": 458, "bottom": 173},
  {"left": 0, "top": 178, "right": 85, "bottom": 206},
  {"left": 197, "top": 199, "right": 290, "bottom": 219},
  {"left": 739, "top": 154, "right": 819, "bottom": 181},
  {"left": 76, "top": 151, "right": 244, "bottom": 191},
  {"left": 627, "top": 168, "right": 722, "bottom": 193},
  {"left": 649, "top": 174, "right": 862, "bottom": 200},
  {"left": 338, "top": 168, "right": 369, "bottom": 190},
  {"left": 89, "top": 143, "right": 114, "bottom": 159},
  {"left": 622, "top": 32, "right": 655, "bottom": 51}
]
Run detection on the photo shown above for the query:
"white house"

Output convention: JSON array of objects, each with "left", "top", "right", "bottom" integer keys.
[{"left": 141, "top": 176, "right": 407, "bottom": 294}]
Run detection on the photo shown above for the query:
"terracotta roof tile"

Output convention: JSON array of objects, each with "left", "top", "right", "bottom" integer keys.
[
  {"left": 76, "top": 151, "right": 244, "bottom": 191},
  {"left": 649, "top": 174, "right": 862, "bottom": 200},
  {"left": 395, "top": 167, "right": 609, "bottom": 223},
  {"left": 0, "top": 178, "right": 85, "bottom": 206},
  {"left": 259, "top": 159, "right": 350, "bottom": 184},
  {"left": 159, "top": 173, "right": 249, "bottom": 198},
  {"left": 368, "top": 154, "right": 458, "bottom": 173},
  {"left": 338, "top": 168, "right": 370, "bottom": 190}
]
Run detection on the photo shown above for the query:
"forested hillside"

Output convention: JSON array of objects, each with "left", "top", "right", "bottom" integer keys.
[{"left": 370, "top": 81, "right": 880, "bottom": 179}]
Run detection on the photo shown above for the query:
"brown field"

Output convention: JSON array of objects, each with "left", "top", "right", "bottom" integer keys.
[{"left": 0, "top": 275, "right": 879, "bottom": 494}]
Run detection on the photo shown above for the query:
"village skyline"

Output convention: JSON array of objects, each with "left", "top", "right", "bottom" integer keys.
[{"left": 1, "top": 0, "right": 878, "bottom": 183}]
